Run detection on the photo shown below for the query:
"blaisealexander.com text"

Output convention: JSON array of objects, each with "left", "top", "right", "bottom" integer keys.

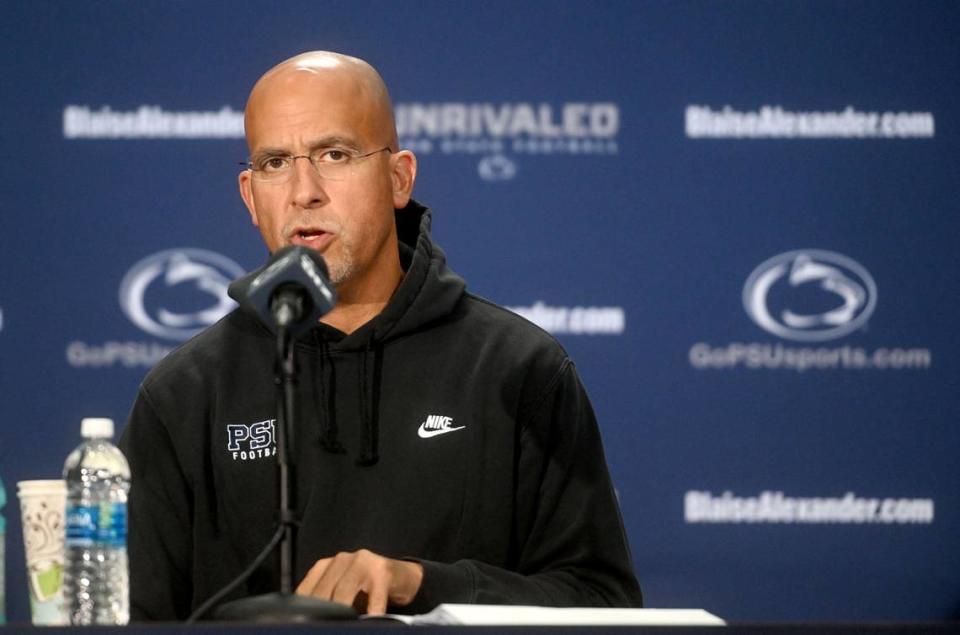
[{"left": 685, "top": 491, "right": 934, "bottom": 525}]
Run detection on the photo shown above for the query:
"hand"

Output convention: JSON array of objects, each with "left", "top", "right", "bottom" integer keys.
[{"left": 295, "top": 549, "right": 424, "bottom": 615}]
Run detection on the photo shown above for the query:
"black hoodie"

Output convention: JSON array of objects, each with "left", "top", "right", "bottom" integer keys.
[{"left": 119, "top": 200, "right": 643, "bottom": 620}]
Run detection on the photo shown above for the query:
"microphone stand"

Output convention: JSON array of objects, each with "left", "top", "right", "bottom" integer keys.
[{"left": 214, "top": 324, "right": 355, "bottom": 622}]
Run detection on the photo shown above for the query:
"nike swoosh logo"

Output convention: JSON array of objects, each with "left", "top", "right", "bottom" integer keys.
[{"left": 417, "top": 423, "right": 466, "bottom": 439}]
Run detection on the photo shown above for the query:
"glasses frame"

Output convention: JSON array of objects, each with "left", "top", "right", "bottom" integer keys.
[{"left": 239, "top": 146, "right": 393, "bottom": 182}]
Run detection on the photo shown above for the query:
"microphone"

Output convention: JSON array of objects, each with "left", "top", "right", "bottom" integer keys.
[
  {"left": 205, "top": 246, "right": 353, "bottom": 623},
  {"left": 245, "top": 246, "right": 337, "bottom": 337}
]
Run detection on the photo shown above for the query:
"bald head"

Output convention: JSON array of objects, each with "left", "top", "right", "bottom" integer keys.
[
  {"left": 244, "top": 51, "right": 398, "bottom": 152},
  {"left": 237, "top": 50, "right": 418, "bottom": 317}
]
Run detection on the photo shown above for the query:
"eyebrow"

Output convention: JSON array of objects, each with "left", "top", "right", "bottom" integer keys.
[{"left": 251, "top": 136, "right": 363, "bottom": 159}]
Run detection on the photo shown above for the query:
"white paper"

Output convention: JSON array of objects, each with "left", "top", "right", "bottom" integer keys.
[{"left": 371, "top": 604, "right": 726, "bottom": 626}]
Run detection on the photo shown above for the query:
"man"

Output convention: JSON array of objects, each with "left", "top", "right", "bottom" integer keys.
[{"left": 120, "top": 51, "right": 642, "bottom": 620}]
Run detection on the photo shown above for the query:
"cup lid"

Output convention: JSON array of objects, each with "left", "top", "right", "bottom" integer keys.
[{"left": 17, "top": 479, "right": 67, "bottom": 494}]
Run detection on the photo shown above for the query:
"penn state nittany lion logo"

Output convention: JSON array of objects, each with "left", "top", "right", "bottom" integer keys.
[
  {"left": 743, "top": 249, "right": 877, "bottom": 342},
  {"left": 119, "top": 248, "right": 245, "bottom": 341}
]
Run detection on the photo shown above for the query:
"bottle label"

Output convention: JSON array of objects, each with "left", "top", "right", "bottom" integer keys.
[
  {"left": 96, "top": 502, "right": 127, "bottom": 547},
  {"left": 65, "top": 505, "right": 97, "bottom": 547},
  {"left": 65, "top": 503, "right": 127, "bottom": 548}
]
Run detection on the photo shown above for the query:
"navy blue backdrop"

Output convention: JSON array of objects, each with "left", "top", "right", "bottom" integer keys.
[{"left": 1, "top": 0, "right": 958, "bottom": 623}]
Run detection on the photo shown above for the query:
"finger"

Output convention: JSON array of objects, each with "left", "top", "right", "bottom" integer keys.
[
  {"left": 296, "top": 557, "right": 332, "bottom": 596},
  {"left": 365, "top": 582, "right": 389, "bottom": 616},
  {"left": 330, "top": 558, "right": 367, "bottom": 606},
  {"left": 330, "top": 577, "right": 362, "bottom": 606},
  {"left": 312, "top": 552, "right": 356, "bottom": 600}
]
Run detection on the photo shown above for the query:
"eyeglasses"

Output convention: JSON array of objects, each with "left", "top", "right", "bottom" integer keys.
[{"left": 240, "top": 146, "right": 392, "bottom": 183}]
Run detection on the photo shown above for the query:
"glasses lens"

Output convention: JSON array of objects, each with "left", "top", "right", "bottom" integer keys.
[{"left": 249, "top": 149, "right": 385, "bottom": 183}]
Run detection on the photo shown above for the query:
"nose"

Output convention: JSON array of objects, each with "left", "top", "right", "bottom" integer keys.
[{"left": 289, "top": 155, "right": 327, "bottom": 208}]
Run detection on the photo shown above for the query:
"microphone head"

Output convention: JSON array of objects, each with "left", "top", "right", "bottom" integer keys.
[{"left": 247, "top": 246, "right": 337, "bottom": 337}]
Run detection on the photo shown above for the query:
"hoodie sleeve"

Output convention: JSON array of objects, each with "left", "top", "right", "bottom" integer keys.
[
  {"left": 118, "top": 387, "right": 194, "bottom": 621},
  {"left": 404, "top": 360, "right": 642, "bottom": 612}
]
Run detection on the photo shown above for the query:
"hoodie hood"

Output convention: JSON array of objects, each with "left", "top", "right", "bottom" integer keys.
[
  {"left": 228, "top": 199, "right": 465, "bottom": 348},
  {"left": 226, "top": 199, "right": 465, "bottom": 465}
]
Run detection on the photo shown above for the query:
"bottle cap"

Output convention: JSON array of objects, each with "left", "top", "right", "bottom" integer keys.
[{"left": 81, "top": 417, "right": 114, "bottom": 439}]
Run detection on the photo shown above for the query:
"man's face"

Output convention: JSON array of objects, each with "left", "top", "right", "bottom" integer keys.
[{"left": 238, "top": 69, "right": 413, "bottom": 292}]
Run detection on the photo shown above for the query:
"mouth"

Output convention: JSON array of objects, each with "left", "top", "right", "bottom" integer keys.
[{"left": 290, "top": 227, "right": 333, "bottom": 250}]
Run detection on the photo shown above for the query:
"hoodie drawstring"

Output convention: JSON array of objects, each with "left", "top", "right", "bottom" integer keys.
[
  {"left": 312, "top": 334, "right": 382, "bottom": 465},
  {"left": 316, "top": 339, "right": 345, "bottom": 454},
  {"left": 356, "top": 337, "right": 382, "bottom": 466}
]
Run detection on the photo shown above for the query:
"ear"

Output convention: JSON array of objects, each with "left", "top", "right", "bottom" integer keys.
[
  {"left": 390, "top": 150, "right": 417, "bottom": 209},
  {"left": 238, "top": 170, "right": 260, "bottom": 227}
]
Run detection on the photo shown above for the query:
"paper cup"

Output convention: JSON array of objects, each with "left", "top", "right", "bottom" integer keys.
[{"left": 17, "top": 480, "right": 68, "bottom": 625}]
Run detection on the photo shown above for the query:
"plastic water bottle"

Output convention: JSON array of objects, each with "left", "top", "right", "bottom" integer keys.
[{"left": 62, "top": 418, "right": 130, "bottom": 625}]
